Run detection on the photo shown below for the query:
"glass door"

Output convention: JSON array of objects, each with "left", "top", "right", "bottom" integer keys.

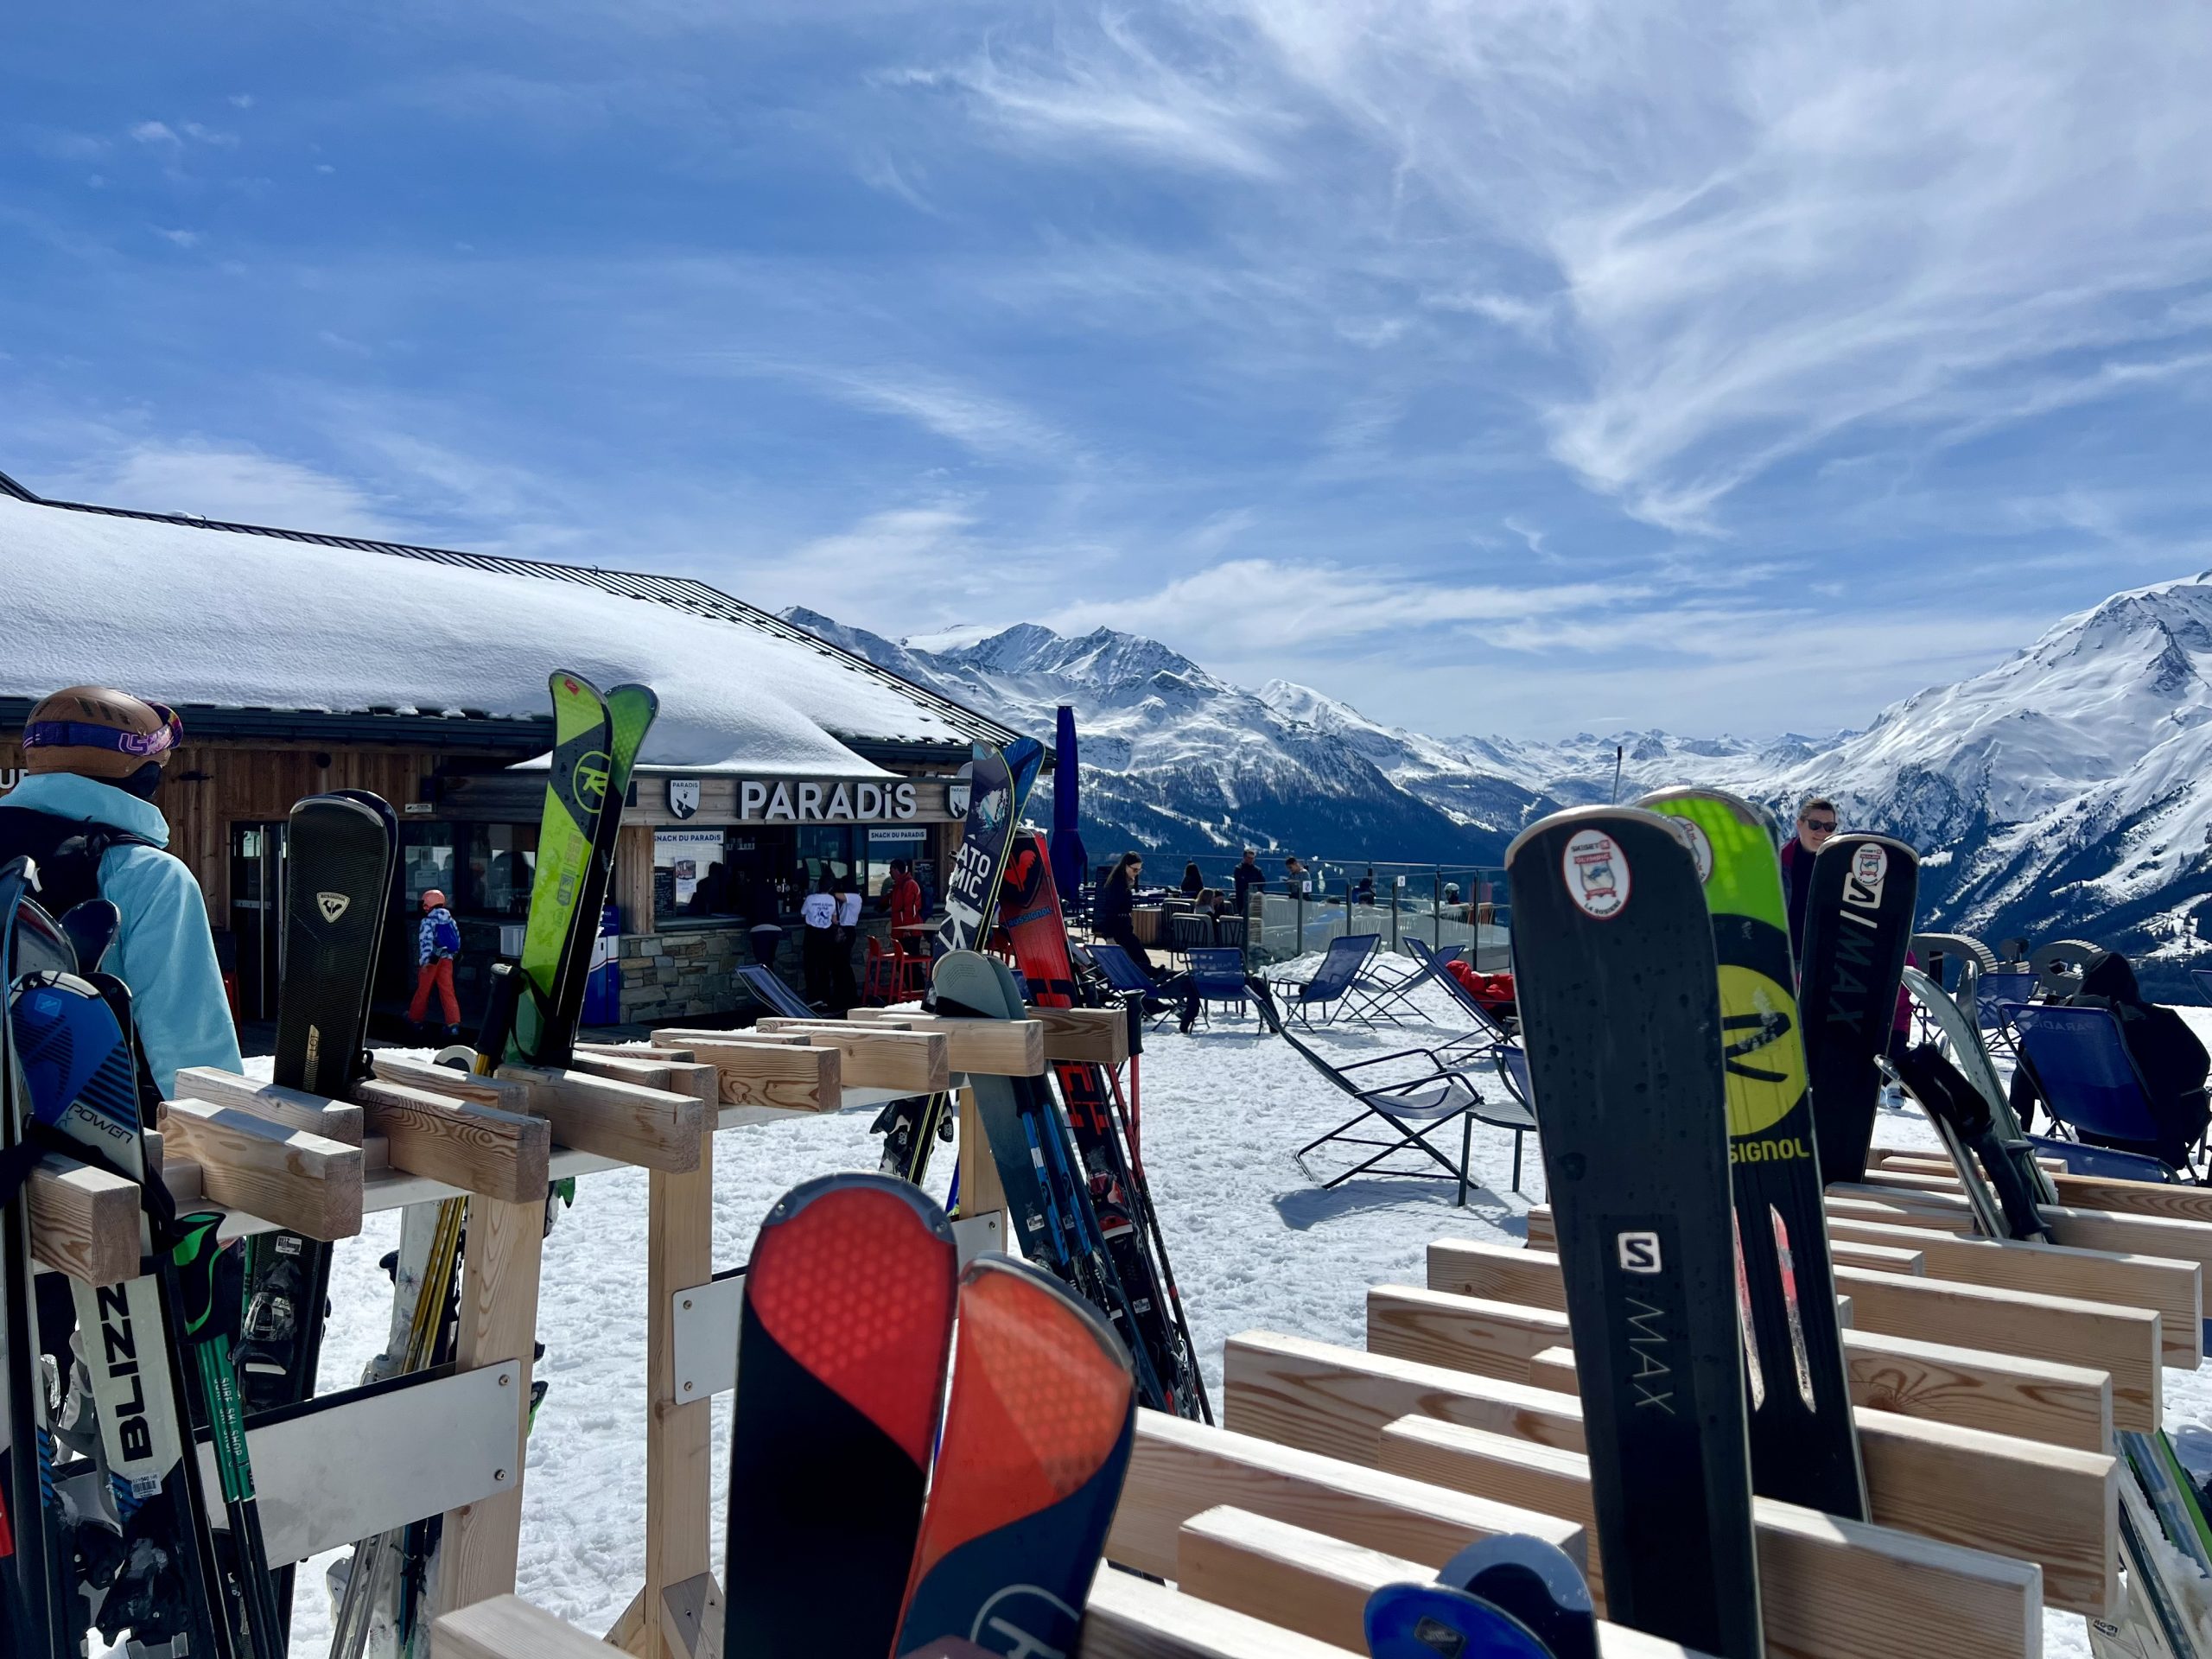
[{"left": 228, "top": 820, "right": 288, "bottom": 1020}]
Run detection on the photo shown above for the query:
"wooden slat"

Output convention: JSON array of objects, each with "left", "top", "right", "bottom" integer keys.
[
  {"left": 1380, "top": 1421, "right": 2044, "bottom": 1659},
  {"left": 1872, "top": 1152, "right": 2212, "bottom": 1225},
  {"left": 371, "top": 1055, "right": 536, "bottom": 1112},
  {"left": 495, "top": 1065, "right": 706, "bottom": 1172},
  {"left": 1176, "top": 1509, "right": 1710, "bottom": 1659},
  {"left": 156, "top": 1100, "right": 362, "bottom": 1240},
  {"left": 1826, "top": 1193, "right": 1978, "bottom": 1234},
  {"left": 29, "top": 1155, "right": 142, "bottom": 1285},
  {"left": 757, "top": 1014, "right": 1044, "bottom": 1077},
  {"left": 1427, "top": 1239, "right": 2163, "bottom": 1433},
  {"left": 1080, "top": 1567, "right": 1358, "bottom": 1659},
  {"left": 1840, "top": 1180, "right": 2212, "bottom": 1290},
  {"left": 434, "top": 1595, "right": 615, "bottom": 1659},
  {"left": 1832, "top": 1265, "right": 2162, "bottom": 1432},
  {"left": 1369, "top": 1284, "right": 2113, "bottom": 1452},
  {"left": 173, "top": 1066, "right": 365, "bottom": 1146},
  {"left": 851, "top": 1001, "right": 1132, "bottom": 1065},
  {"left": 1223, "top": 1329, "right": 2115, "bottom": 1615},
  {"left": 1107, "top": 1410, "right": 1583, "bottom": 1581},
  {"left": 746, "top": 1022, "right": 950, "bottom": 1093},
  {"left": 346, "top": 1078, "right": 551, "bottom": 1205},
  {"left": 1823, "top": 1216, "right": 2202, "bottom": 1366},
  {"left": 434, "top": 1192, "right": 542, "bottom": 1618},
  {"left": 641, "top": 1036, "right": 841, "bottom": 1113}
]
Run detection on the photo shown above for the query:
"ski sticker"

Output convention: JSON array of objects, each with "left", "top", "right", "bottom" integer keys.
[{"left": 1561, "top": 828, "right": 1629, "bottom": 919}]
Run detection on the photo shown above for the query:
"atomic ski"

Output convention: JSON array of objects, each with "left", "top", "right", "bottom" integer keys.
[
  {"left": 723, "top": 1173, "right": 957, "bottom": 1659},
  {"left": 875, "top": 737, "right": 1043, "bottom": 1185},
  {"left": 1505, "top": 807, "right": 1764, "bottom": 1659},
  {"left": 1796, "top": 833, "right": 1919, "bottom": 1185},
  {"left": 998, "top": 830, "right": 1209, "bottom": 1421},
  {"left": 891, "top": 1254, "right": 1135, "bottom": 1659},
  {"left": 1637, "top": 785, "right": 1866, "bottom": 1524}
]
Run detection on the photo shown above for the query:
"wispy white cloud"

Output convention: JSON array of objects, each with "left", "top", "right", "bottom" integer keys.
[
  {"left": 152, "top": 226, "right": 203, "bottom": 248},
  {"left": 48, "top": 442, "right": 407, "bottom": 537}
]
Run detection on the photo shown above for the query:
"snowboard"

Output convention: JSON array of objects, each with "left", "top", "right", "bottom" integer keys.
[
  {"left": 1796, "top": 834, "right": 1919, "bottom": 1185},
  {"left": 876, "top": 736, "right": 1043, "bottom": 1184},
  {"left": 1432, "top": 1535, "right": 1599, "bottom": 1659},
  {"left": 1503, "top": 807, "right": 1764, "bottom": 1659},
  {"left": 1904, "top": 967, "right": 2057, "bottom": 1205},
  {"left": 997, "top": 830, "right": 1208, "bottom": 1421},
  {"left": 723, "top": 1173, "right": 957, "bottom": 1659},
  {"left": 891, "top": 1254, "right": 1135, "bottom": 1659},
  {"left": 1637, "top": 786, "right": 1866, "bottom": 1525}
]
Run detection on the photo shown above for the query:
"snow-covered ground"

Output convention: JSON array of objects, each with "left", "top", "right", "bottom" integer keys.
[{"left": 251, "top": 982, "right": 2212, "bottom": 1657}]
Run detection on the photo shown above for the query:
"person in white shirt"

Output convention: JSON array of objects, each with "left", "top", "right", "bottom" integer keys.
[
  {"left": 833, "top": 875, "right": 864, "bottom": 1009},
  {"left": 800, "top": 877, "right": 839, "bottom": 1007}
]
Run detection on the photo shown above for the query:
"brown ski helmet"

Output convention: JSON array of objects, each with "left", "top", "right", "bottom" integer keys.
[{"left": 22, "top": 686, "right": 184, "bottom": 780}]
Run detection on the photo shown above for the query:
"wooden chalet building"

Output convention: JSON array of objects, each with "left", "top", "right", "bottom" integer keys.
[{"left": 0, "top": 471, "right": 1029, "bottom": 1029}]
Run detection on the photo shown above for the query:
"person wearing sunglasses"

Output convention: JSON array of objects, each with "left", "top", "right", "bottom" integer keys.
[
  {"left": 0, "top": 685, "right": 243, "bottom": 1096},
  {"left": 1778, "top": 795, "right": 1840, "bottom": 953}
]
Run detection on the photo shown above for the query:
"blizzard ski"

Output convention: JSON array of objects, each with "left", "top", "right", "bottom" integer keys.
[
  {"left": 724, "top": 1173, "right": 957, "bottom": 1659},
  {"left": 10, "top": 965, "right": 245, "bottom": 1659},
  {"left": 891, "top": 1254, "right": 1135, "bottom": 1659},
  {"left": 0, "top": 866, "right": 84, "bottom": 1659},
  {"left": 998, "top": 830, "right": 1209, "bottom": 1421},
  {"left": 1637, "top": 785, "right": 1866, "bottom": 1524},
  {"left": 1796, "top": 834, "right": 1919, "bottom": 1185},
  {"left": 875, "top": 737, "right": 1043, "bottom": 1184},
  {"left": 1504, "top": 806, "right": 1764, "bottom": 1659}
]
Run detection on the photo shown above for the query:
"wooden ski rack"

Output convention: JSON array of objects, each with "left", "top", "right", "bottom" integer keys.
[{"left": 32, "top": 1028, "right": 2208, "bottom": 1659}]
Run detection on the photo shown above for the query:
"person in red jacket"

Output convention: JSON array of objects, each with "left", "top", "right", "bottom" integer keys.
[{"left": 887, "top": 859, "right": 925, "bottom": 931}]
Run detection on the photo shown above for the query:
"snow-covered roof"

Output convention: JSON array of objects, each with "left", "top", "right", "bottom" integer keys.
[{"left": 0, "top": 489, "right": 1013, "bottom": 777}]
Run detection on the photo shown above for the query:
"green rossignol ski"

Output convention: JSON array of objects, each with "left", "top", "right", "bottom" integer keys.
[
  {"left": 505, "top": 673, "right": 619, "bottom": 1066},
  {"left": 1637, "top": 786, "right": 1867, "bottom": 1522}
]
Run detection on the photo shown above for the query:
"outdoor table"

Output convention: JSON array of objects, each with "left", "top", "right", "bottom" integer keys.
[{"left": 1131, "top": 906, "right": 1164, "bottom": 944}]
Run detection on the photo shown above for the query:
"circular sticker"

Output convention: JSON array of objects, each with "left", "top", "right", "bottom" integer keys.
[
  {"left": 1561, "top": 827, "right": 1630, "bottom": 920},
  {"left": 1851, "top": 842, "right": 1889, "bottom": 901},
  {"left": 1664, "top": 816, "right": 1715, "bottom": 885}
]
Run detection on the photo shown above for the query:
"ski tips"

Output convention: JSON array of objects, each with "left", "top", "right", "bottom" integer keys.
[
  {"left": 747, "top": 1173, "right": 958, "bottom": 1467},
  {"left": 907, "top": 1255, "right": 1135, "bottom": 1573},
  {"left": 1502, "top": 804, "right": 1689, "bottom": 874}
]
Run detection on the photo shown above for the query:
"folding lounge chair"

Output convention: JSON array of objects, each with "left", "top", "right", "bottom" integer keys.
[
  {"left": 1253, "top": 980, "right": 1509, "bottom": 1205},
  {"left": 1183, "top": 947, "right": 1252, "bottom": 1028},
  {"left": 1426, "top": 954, "right": 1518, "bottom": 1065},
  {"left": 2012, "top": 1003, "right": 2204, "bottom": 1179},
  {"left": 1342, "top": 938, "right": 1464, "bottom": 1027},
  {"left": 1261, "top": 933, "right": 1381, "bottom": 1027},
  {"left": 736, "top": 962, "right": 819, "bottom": 1019},
  {"left": 2192, "top": 968, "right": 2212, "bottom": 1007},
  {"left": 1080, "top": 941, "right": 1177, "bottom": 1029}
]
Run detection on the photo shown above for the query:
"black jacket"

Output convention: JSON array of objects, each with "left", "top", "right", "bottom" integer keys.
[
  {"left": 1096, "top": 874, "right": 1135, "bottom": 934},
  {"left": 1232, "top": 862, "right": 1264, "bottom": 909}
]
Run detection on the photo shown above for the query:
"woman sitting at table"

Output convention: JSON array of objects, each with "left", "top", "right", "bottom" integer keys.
[{"left": 1179, "top": 861, "right": 1205, "bottom": 898}]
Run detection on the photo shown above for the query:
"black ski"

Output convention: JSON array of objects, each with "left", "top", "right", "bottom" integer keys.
[
  {"left": 875, "top": 737, "right": 1042, "bottom": 1184},
  {"left": 1504, "top": 808, "right": 1764, "bottom": 1658},
  {"left": 1796, "top": 834, "right": 1918, "bottom": 1185}
]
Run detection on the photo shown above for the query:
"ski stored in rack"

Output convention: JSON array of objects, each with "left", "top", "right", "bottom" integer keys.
[
  {"left": 1637, "top": 785, "right": 1867, "bottom": 1525},
  {"left": 1505, "top": 807, "right": 1764, "bottom": 1659},
  {"left": 997, "top": 830, "right": 1209, "bottom": 1421},
  {"left": 874, "top": 736, "right": 1043, "bottom": 1185},
  {"left": 1796, "top": 833, "right": 1919, "bottom": 1185}
]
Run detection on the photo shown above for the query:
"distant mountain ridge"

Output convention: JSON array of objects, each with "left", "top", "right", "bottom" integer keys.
[{"left": 788, "top": 575, "right": 2212, "bottom": 984}]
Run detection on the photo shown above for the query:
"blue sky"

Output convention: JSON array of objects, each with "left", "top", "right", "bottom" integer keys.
[{"left": 8, "top": 2, "right": 2212, "bottom": 738}]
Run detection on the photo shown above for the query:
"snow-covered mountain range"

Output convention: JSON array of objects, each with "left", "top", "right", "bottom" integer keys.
[{"left": 789, "top": 575, "right": 2212, "bottom": 982}]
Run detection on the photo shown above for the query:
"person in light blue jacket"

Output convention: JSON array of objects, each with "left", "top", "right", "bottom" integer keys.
[{"left": 0, "top": 686, "right": 242, "bottom": 1094}]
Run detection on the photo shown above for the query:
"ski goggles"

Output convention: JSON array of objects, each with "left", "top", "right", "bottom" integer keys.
[{"left": 23, "top": 702, "right": 185, "bottom": 760}]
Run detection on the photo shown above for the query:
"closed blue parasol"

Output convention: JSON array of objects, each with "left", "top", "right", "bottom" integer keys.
[{"left": 1050, "top": 703, "right": 1090, "bottom": 918}]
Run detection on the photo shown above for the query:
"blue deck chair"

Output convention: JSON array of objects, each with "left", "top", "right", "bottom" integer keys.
[
  {"left": 2026, "top": 1135, "right": 2182, "bottom": 1185},
  {"left": 736, "top": 962, "right": 818, "bottom": 1019},
  {"left": 1250, "top": 980, "right": 1478, "bottom": 1205},
  {"left": 2013, "top": 1004, "right": 2202, "bottom": 1177},
  {"left": 2192, "top": 968, "right": 2212, "bottom": 1007},
  {"left": 1426, "top": 952, "right": 1518, "bottom": 1064},
  {"left": 1344, "top": 938, "right": 1464, "bottom": 1027},
  {"left": 1184, "top": 948, "right": 1252, "bottom": 1028},
  {"left": 1261, "top": 934, "right": 1382, "bottom": 1027},
  {"left": 1081, "top": 941, "right": 1177, "bottom": 1028}
]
